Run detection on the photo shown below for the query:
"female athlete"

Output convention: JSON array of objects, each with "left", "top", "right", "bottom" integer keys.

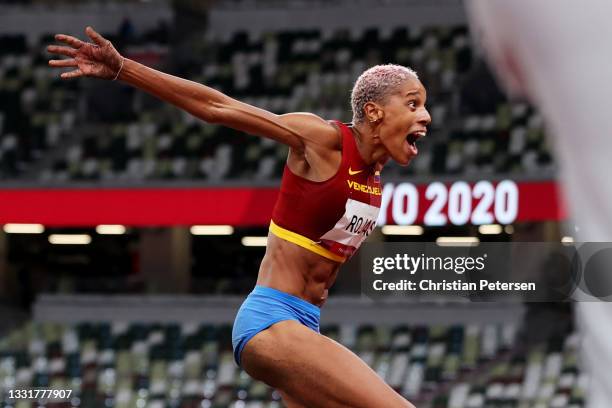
[{"left": 48, "top": 27, "right": 430, "bottom": 408}]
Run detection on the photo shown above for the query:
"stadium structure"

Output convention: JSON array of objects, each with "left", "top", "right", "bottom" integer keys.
[{"left": 0, "top": 1, "right": 583, "bottom": 407}]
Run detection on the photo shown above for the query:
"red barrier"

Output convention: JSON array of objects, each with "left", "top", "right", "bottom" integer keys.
[{"left": 0, "top": 180, "right": 567, "bottom": 227}]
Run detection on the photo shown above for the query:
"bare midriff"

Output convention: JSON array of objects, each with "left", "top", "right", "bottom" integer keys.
[{"left": 255, "top": 233, "right": 341, "bottom": 307}]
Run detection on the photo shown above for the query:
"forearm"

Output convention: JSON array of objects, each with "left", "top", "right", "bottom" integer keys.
[{"left": 118, "top": 58, "right": 224, "bottom": 122}]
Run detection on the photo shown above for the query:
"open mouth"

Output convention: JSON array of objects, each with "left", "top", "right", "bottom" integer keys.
[{"left": 406, "top": 130, "right": 426, "bottom": 154}]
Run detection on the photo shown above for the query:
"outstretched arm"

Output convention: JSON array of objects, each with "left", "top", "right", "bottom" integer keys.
[{"left": 47, "top": 27, "right": 338, "bottom": 151}]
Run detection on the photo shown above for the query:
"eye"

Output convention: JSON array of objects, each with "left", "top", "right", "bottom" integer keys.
[{"left": 407, "top": 100, "right": 417, "bottom": 110}]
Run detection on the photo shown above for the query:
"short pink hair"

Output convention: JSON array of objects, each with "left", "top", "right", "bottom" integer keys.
[{"left": 351, "top": 64, "right": 418, "bottom": 124}]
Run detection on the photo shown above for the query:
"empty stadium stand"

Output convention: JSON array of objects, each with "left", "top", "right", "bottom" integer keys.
[
  {"left": 0, "top": 320, "right": 583, "bottom": 407},
  {"left": 0, "top": 22, "right": 555, "bottom": 182}
]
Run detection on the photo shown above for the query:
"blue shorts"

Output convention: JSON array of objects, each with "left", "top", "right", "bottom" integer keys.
[{"left": 232, "top": 285, "right": 321, "bottom": 366}]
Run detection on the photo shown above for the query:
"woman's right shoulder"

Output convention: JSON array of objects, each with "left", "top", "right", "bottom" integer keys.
[{"left": 278, "top": 112, "right": 342, "bottom": 151}]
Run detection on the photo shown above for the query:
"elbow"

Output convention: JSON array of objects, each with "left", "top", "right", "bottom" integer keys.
[
  {"left": 196, "top": 104, "right": 221, "bottom": 124},
  {"left": 197, "top": 100, "right": 226, "bottom": 124}
]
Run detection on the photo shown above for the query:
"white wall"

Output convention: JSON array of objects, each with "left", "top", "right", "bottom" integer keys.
[{"left": 34, "top": 294, "right": 523, "bottom": 325}]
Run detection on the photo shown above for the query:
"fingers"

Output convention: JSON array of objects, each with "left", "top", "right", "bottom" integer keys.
[
  {"left": 47, "top": 45, "right": 77, "bottom": 58},
  {"left": 60, "top": 69, "right": 84, "bottom": 79},
  {"left": 85, "top": 26, "right": 108, "bottom": 47},
  {"left": 48, "top": 59, "right": 78, "bottom": 68},
  {"left": 54, "top": 34, "right": 84, "bottom": 49}
]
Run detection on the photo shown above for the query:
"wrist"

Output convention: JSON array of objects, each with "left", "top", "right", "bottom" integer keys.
[
  {"left": 112, "top": 56, "right": 125, "bottom": 81},
  {"left": 117, "top": 57, "right": 140, "bottom": 83}
]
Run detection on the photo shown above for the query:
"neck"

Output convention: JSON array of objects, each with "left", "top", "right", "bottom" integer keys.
[{"left": 352, "top": 122, "right": 389, "bottom": 167}]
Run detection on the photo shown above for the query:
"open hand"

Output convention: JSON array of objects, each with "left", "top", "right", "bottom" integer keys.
[{"left": 47, "top": 26, "right": 124, "bottom": 80}]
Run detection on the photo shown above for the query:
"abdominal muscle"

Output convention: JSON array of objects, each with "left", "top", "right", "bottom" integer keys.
[{"left": 255, "top": 233, "right": 341, "bottom": 307}]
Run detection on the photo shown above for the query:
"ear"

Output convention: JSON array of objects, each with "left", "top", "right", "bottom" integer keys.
[{"left": 363, "top": 101, "right": 384, "bottom": 123}]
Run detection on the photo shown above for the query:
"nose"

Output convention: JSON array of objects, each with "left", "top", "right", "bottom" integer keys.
[{"left": 418, "top": 107, "right": 432, "bottom": 126}]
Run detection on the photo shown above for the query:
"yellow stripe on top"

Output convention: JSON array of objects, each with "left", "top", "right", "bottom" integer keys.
[{"left": 269, "top": 220, "right": 347, "bottom": 263}]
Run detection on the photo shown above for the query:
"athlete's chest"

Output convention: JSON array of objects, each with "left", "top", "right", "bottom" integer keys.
[
  {"left": 343, "top": 165, "right": 382, "bottom": 207},
  {"left": 317, "top": 166, "right": 382, "bottom": 257}
]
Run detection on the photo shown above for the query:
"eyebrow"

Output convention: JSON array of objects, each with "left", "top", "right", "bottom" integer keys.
[{"left": 405, "top": 90, "right": 428, "bottom": 101}]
